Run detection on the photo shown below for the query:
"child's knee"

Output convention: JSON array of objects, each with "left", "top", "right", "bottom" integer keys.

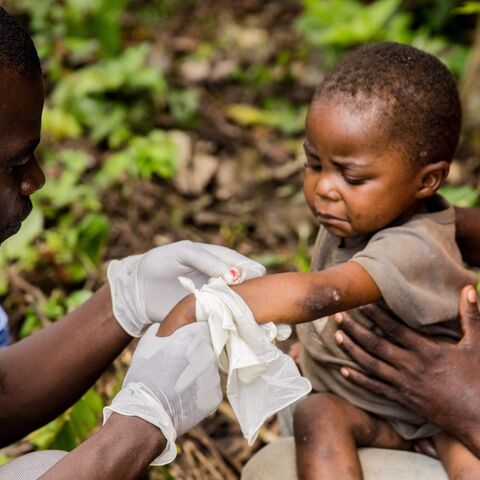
[{"left": 294, "top": 393, "right": 347, "bottom": 436}]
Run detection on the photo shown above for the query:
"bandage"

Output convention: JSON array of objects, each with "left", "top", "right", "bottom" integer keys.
[{"left": 178, "top": 276, "right": 312, "bottom": 444}]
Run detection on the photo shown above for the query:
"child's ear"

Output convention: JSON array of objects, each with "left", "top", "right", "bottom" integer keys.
[{"left": 415, "top": 161, "right": 450, "bottom": 199}]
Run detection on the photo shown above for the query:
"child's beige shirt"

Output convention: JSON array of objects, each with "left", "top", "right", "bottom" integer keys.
[{"left": 297, "top": 195, "right": 477, "bottom": 439}]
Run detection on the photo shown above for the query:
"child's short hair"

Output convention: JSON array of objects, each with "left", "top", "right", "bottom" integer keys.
[
  {"left": 0, "top": 7, "right": 41, "bottom": 78},
  {"left": 314, "top": 42, "right": 461, "bottom": 167}
]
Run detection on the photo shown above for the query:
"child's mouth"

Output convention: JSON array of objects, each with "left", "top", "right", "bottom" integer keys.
[{"left": 316, "top": 213, "right": 347, "bottom": 225}]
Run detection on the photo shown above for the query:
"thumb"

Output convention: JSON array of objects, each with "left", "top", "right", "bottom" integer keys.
[{"left": 459, "top": 285, "right": 480, "bottom": 345}]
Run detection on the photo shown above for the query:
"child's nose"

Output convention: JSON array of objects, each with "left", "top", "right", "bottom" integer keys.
[
  {"left": 315, "top": 174, "right": 341, "bottom": 202},
  {"left": 19, "top": 156, "right": 46, "bottom": 197}
]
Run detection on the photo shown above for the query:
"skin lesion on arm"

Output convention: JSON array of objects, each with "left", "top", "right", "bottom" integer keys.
[{"left": 157, "top": 261, "right": 381, "bottom": 336}]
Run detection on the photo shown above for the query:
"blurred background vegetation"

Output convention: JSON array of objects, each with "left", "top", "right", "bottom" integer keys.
[{"left": 0, "top": 0, "right": 479, "bottom": 478}]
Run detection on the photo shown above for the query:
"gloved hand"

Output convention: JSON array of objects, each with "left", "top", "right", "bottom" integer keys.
[
  {"left": 108, "top": 240, "right": 266, "bottom": 336},
  {"left": 103, "top": 322, "right": 222, "bottom": 465}
]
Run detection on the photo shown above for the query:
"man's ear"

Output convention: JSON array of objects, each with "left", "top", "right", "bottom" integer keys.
[{"left": 415, "top": 161, "right": 450, "bottom": 199}]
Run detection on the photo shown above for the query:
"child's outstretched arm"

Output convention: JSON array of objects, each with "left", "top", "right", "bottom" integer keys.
[{"left": 158, "top": 261, "right": 381, "bottom": 337}]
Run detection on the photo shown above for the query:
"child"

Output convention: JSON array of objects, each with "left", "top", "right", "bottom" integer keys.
[{"left": 160, "top": 42, "right": 479, "bottom": 479}]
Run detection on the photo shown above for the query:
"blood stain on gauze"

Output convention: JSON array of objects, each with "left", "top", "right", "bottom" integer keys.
[{"left": 222, "top": 266, "right": 242, "bottom": 284}]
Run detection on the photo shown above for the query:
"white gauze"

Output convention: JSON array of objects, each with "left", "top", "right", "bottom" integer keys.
[{"left": 178, "top": 276, "right": 312, "bottom": 445}]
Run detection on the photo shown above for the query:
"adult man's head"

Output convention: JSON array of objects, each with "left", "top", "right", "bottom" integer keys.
[{"left": 0, "top": 7, "right": 45, "bottom": 244}]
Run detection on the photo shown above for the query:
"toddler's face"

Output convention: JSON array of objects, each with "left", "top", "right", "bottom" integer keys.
[{"left": 303, "top": 98, "right": 420, "bottom": 238}]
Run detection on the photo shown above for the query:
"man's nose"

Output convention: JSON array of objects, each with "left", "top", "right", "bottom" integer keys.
[
  {"left": 19, "top": 156, "right": 45, "bottom": 197},
  {"left": 315, "top": 172, "right": 341, "bottom": 202}
]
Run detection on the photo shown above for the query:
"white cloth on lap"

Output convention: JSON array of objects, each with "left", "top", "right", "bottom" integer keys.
[
  {"left": 179, "top": 276, "right": 312, "bottom": 444},
  {"left": 0, "top": 451, "right": 67, "bottom": 480}
]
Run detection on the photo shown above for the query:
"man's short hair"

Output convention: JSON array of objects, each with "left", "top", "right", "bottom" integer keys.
[
  {"left": 314, "top": 42, "right": 461, "bottom": 166},
  {"left": 0, "top": 7, "right": 41, "bottom": 78}
]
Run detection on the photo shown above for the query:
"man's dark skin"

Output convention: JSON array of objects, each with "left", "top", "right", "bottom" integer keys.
[
  {"left": 0, "top": 68, "right": 166, "bottom": 478},
  {"left": 335, "top": 206, "right": 480, "bottom": 457}
]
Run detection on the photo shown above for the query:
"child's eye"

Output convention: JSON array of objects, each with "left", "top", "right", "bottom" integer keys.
[
  {"left": 343, "top": 175, "right": 365, "bottom": 185},
  {"left": 304, "top": 162, "right": 322, "bottom": 172}
]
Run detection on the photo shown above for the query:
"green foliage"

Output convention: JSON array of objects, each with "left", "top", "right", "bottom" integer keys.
[
  {"left": 226, "top": 100, "right": 307, "bottom": 135},
  {"left": 439, "top": 184, "right": 479, "bottom": 207},
  {"left": 38, "top": 149, "right": 100, "bottom": 213},
  {"left": 19, "top": 289, "right": 93, "bottom": 339},
  {"left": 11, "top": 0, "right": 128, "bottom": 68},
  {"left": 50, "top": 45, "right": 167, "bottom": 147},
  {"left": 99, "top": 130, "right": 178, "bottom": 186},
  {"left": 298, "top": 0, "right": 410, "bottom": 48},
  {"left": 456, "top": 2, "right": 480, "bottom": 14},
  {"left": 43, "top": 213, "right": 110, "bottom": 282},
  {"left": 297, "top": 0, "right": 469, "bottom": 74},
  {"left": 28, "top": 388, "right": 103, "bottom": 451},
  {"left": 293, "top": 242, "right": 311, "bottom": 273}
]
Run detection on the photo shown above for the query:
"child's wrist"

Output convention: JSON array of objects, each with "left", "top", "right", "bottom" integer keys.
[
  {"left": 157, "top": 294, "right": 196, "bottom": 337},
  {"left": 178, "top": 294, "right": 196, "bottom": 321}
]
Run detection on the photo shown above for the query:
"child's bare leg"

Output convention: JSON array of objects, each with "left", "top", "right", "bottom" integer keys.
[
  {"left": 294, "top": 393, "right": 411, "bottom": 480},
  {"left": 434, "top": 431, "right": 480, "bottom": 480}
]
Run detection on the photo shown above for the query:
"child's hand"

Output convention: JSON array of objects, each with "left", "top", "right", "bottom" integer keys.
[{"left": 156, "top": 294, "right": 196, "bottom": 337}]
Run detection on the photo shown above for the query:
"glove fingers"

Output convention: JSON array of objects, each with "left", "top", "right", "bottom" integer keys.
[
  {"left": 181, "top": 243, "right": 233, "bottom": 278},
  {"left": 196, "top": 243, "right": 266, "bottom": 279}
]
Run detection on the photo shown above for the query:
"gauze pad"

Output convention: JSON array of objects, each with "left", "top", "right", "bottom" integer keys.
[{"left": 179, "top": 276, "right": 312, "bottom": 444}]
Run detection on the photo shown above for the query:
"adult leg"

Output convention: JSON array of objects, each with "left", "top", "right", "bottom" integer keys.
[
  {"left": 294, "top": 393, "right": 411, "bottom": 480},
  {"left": 435, "top": 431, "right": 480, "bottom": 480}
]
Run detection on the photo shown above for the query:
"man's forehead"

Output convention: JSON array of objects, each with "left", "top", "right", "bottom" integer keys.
[
  {"left": 0, "top": 68, "right": 43, "bottom": 162},
  {"left": 0, "top": 67, "right": 44, "bottom": 114}
]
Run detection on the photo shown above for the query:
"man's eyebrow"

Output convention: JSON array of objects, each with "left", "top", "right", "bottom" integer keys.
[{"left": 3, "top": 138, "right": 40, "bottom": 164}]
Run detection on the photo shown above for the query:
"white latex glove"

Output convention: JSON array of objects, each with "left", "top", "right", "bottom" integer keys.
[
  {"left": 103, "top": 322, "right": 222, "bottom": 465},
  {"left": 108, "top": 240, "right": 266, "bottom": 336}
]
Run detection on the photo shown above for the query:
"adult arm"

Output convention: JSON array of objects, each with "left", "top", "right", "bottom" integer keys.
[
  {"left": 0, "top": 241, "right": 263, "bottom": 446},
  {"left": 336, "top": 285, "right": 480, "bottom": 457},
  {"left": 455, "top": 206, "right": 480, "bottom": 267},
  {"left": 158, "top": 261, "right": 381, "bottom": 336},
  {"left": 40, "top": 414, "right": 166, "bottom": 480},
  {"left": 0, "top": 284, "right": 131, "bottom": 446},
  {"left": 42, "top": 320, "right": 222, "bottom": 478}
]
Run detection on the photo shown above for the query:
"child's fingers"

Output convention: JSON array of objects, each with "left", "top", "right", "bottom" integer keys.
[{"left": 414, "top": 438, "right": 438, "bottom": 459}]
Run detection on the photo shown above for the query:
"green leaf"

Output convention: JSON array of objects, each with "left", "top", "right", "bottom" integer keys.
[
  {"left": 0, "top": 205, "right": 44, "bottom": 261},
  {"left": 99, "top": 130, "right": 178, "bottom": 185},
  {"left": 28, "top": 388, "right": 103, "bottom": 451},
  {"left": 439, "top": 185, "right": 479, "bottom": 207},
  {"left": 76, "top": 214, "right": 109, "bottom": 266},
  {"left": 455, "top": 2, "right": 480, "bottom": 15},
  {"left": 42, "top": 106, "right": 82, "bottom": 140},
  {"left": 251, "top": 254, "right": 289, "bottom": 267},
  {"left": 66, "top": 290, "right": 93, "bottom": 312},
  {"left": 226, "top": 102, "right": 306, "bottom": 135},
  {"left": 19, "top": 311, "right": 43, "bottom": 339}
]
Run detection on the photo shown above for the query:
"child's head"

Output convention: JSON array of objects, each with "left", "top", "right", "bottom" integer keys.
[
  {"left": 303, "top": 42, "right": 460, "bottom": 239},
  {"left": 0, "top": 7, "right": 44, "bottom": 243}
]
